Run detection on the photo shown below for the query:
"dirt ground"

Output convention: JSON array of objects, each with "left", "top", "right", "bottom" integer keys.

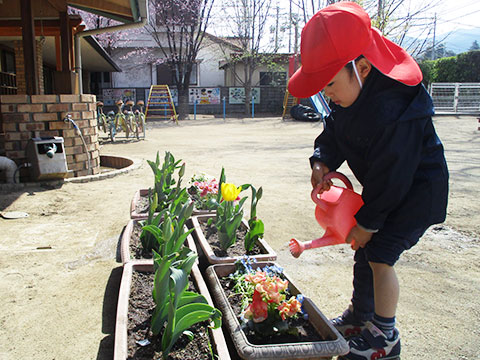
[{"left": 0, "top": 114, "right": 479, "bottom": 360}]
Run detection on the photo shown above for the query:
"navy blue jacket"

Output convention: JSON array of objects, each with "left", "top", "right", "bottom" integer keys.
[{"left": 310, "top": 68, "right": 449, "bottom": 232}]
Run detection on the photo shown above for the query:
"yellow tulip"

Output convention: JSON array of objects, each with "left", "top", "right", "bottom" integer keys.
[{"left": 221, "top": 183, "right": 242, "bottom": 202}]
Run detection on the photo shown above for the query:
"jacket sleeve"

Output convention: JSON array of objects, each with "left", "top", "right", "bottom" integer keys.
[
  {"left": 309, "top": 115, "right": 346, "bottom": 170},
  {"left": 354, "top": 117, "right": 426, "bottom": 230}
]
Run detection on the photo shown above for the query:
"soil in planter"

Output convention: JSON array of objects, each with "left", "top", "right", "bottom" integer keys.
[
  {"left": 135, "top": 194, "right": 150, "bottom": 215},
  {"left": 127, "top": 271, "right": 216, "bottom": 360},
  {"left": 200, "top": 221, "right": 263, "bottom": 258},
  {"left": 219, "top": 277, "right": 325, "bottom": 345},
  {"left": 129, "top": 221, "right": 153, "bottom": 260}
]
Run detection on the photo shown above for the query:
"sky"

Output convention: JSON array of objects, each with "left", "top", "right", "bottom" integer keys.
[
  {"left": 210, "top": 0, "right": 480, "bottom": 53},
  {"left": 430, "top": 0, "right": 480, "bottom": 34}
]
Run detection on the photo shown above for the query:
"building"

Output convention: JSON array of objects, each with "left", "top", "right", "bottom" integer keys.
[{"left": 0, "top": 0, "right": 147, "bottom": 182}]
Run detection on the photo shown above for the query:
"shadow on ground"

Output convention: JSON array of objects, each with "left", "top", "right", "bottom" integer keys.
[{"left": 97, "top": 266, "right": 123, "bottom": 360}]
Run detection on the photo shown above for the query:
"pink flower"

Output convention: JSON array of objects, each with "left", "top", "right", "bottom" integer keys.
[
  {"left": 277, "top": 296, "right": 302, "bottom": 321},
  {"left": 245, "top": 271, "right": 267, "bottom": 285},
  {"left": 256, "top": 280, "right": 284, "bottom": 304},
  {"left": 272, "top": 276, "right": 288, "bottom": 292},
  {"left": 243, "top": 289, "right": 268, "bottom": 323}
]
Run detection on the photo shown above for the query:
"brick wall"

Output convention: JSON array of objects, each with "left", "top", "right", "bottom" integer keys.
[
  {"left": 0, "top": 94, "right": 100, "bottom": 181},
  {"left": 13, "top": 40, "right": 45, "bottom": 95}
]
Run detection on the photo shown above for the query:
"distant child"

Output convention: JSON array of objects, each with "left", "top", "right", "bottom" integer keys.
[{"left": 288, "top": 2, "right": 449, "bottom": 360}]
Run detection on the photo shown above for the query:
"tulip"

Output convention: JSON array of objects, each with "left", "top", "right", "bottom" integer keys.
[{"left": 221, "top": 183, "right": 242, "bottom": 202}]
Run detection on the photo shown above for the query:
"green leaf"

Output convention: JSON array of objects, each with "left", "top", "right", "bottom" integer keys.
[
  {"left": 162, "top": 303, "right": 222, "bottom": 357},
  {"left": 155, "top": 291, "right": 208, "bottom": 327},
  {"left": 245, "top": 219, "right": 264, "bottom": 252}
]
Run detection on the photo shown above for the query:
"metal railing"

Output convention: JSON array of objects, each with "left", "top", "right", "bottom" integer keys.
[
  {"left": 429, "top": 83, "right": 480, "bottom": 114},
  {"left": 0, "top": 71, "right": 17, "bottom": 95}
]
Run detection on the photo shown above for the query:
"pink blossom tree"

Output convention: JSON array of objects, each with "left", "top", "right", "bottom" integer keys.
[
  {"left": 143, "top": 0, "right": 216, "bottom": 120},
  {"left": 67, "top": 7, "right": 129, "bottom": 55}
]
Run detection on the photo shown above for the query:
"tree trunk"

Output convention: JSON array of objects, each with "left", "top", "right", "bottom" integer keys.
[
  {"left": 244, "top": 85, "right": 251, "bottom": 116},
  {"left": 177, "top": 87, "right": 190, "bottom": 120},
  {"left": 244, "top": 59, "right": 252, "bottom": 116}
]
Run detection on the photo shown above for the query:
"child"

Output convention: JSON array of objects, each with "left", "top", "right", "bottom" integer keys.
[{"left": 288, "top": 2, "right": 448, "bottom": 360}]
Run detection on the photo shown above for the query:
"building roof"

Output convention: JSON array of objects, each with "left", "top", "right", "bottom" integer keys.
[{"left": 67, "top": 0, "right": 148, "bottom": 23}]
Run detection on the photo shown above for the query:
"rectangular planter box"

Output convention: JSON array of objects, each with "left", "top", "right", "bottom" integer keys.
[
  {"left": 130, "top": 189, "right": 150, "bottom": 220},
  {"left": 120, "top": 219, "right": 198, "bottom": 264},
  {"left": 205, "top": 262, "right": 349, "bottom": 360},
  {"left": 114, "top": 261, "right": 231, "bottom": 360},
  {"left": 131, "top": 188, "right": 214, "bottom": 219},
  {"left": 190, "top": 214, "right": 277, "bottom": 265}
]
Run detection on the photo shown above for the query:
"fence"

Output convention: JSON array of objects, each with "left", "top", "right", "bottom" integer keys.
[
  {"left": 95, "top": 86, "right": 287, "bottom": 117},
  {"left": 429, "top": 83, "right": 480, "bottom": 114},
  {"left": 0, "top": 71, "right": 17, "bottom": 95}
]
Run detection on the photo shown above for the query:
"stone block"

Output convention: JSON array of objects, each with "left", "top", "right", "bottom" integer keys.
[
  {"left": 72, "top": 103, "right": 88, "bottom": 111},
  {"left": 2, "top": 113, "right": 30, "bottom": 123},
  {"left": 59, "top": 94, "right": 80, "bottom": 103},
  {"left": 46, "top": 103, "right": 70, "bottom": 112},
  {"left": 19, "top": 122, "right": 45, "bottom": 132},
  {"left": 33, "top": 113, "right": 59, "bottom": 121},
  {"left": 0, "top": 95, "right": 29, "bottom": 103},
  {"left": 31, "top": 95, "right": 58, "bottom": 103},
  {"left": 18, "top": 104, "right": 44, "bottom": 112}
]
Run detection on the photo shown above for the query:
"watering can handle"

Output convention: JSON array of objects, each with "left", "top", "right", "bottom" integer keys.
[{"left": 311, "top": 171, "right": 354, "bottom": 206}]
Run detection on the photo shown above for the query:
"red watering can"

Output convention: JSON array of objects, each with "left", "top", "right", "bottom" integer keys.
[{"left": 289, "top": 172, "right": 364, "bottom": 258}]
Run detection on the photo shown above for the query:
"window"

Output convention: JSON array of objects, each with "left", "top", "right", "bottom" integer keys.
[
  {"left": 259, "top": 71, "right": 287, "bottom": 86},
  {"left": 156, "top": 63, "right": 198, "bottom": 86},
  {"left": 155, "top": 2, "right": 200, "bottom": 27},
  {"left": 0, "top": 49, "right": 15, "bottom": 74},
  {"left": 103, "top": 72, "right": 111, "bottom": 83}
]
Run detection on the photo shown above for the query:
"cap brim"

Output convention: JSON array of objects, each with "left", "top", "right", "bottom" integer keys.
[
  {"left": 288, "top": 61, "right": 345, "bottom": 98},
  {"left": 364, "top": 29, "right": 422, "bottom": 86}
]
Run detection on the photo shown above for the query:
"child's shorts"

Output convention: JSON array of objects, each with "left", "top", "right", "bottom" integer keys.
[{"left": 363, "top": 225, "right": 429, "bottom": 266}]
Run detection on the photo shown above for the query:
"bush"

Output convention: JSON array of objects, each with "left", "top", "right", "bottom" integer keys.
[{"left": 419, "top": 50, "right": 480, "bottom": 85}]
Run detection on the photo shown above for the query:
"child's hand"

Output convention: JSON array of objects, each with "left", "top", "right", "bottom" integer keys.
[
  {"left": 311, "top": 162, "right": 332, "bottom": 193},
  {"left": 346, "top": 225, "right": 373, "bottom": 250}
]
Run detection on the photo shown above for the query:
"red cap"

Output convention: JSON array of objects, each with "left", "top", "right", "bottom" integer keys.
[{"left": 288, "top": 2, "right": 422, "bottom": 98}]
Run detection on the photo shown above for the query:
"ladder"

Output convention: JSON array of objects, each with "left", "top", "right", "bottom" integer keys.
[
  {"left": 282, "top": 89, "right": 299, "bottom": 120},
  {"left": 145, "top": 85, "right": 178, "bottom": 123}
]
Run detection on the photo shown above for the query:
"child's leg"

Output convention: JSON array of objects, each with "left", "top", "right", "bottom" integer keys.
[
  {"left": 370, "top": 262, "right": 398, "bottom": 339},
  {"left": 351, "top": 248, "right": 374, "bottom": 320},
  {"left": 339, "top": 227, "right": 427, "bottom": 359},
  {"left": 332, "top": 248, "right": 373, "bottom": 337},
  {"left": 369, "top": 262, "right": 398, "bottom": 318}
]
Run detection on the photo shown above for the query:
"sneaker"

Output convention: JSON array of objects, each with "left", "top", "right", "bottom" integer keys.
[
  {"left": 331, "top": 308, "right": 367, "bottom": 338},
  {"left": 339, "top": 322, "right": 401, "bottom": 360}
]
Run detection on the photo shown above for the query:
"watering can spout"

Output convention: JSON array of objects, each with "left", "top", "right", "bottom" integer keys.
[
  {"left": 289, "top": 231, "right": 345, "bottom": 258},
  {"left": 288, "top": 171, "right": 364, "bottom": 258}
]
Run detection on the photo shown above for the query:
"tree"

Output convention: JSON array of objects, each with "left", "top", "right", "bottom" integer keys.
[
  {"left": 289, "top": 0, "right": 443, "bottom": 58},
  {"left": 215, "top": 0, "right": 275, "bottom": 115},
  {"left": 469, "top": 40, "right": 480, "bottom": 51},
  {"left": 67, "top": 7, "right": 126, "bottom": 55},
  {"left": 418, "top": 43, "right": 455, "bottom": 61},
  {"left": 144, "top": 0, "right": 215, "bottom": 120}
]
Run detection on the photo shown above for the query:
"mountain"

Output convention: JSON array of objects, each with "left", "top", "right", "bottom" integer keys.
[
  {"left": 439, "top": 28, "right": 480, "bottom": 54},
  {"left": 401, "top": 27, "right": 480, "bottom": 59}
]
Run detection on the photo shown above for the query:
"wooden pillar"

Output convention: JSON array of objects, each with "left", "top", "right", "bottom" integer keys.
[
  {"left": 20, "top": 0, "right": 39, "bottom": 95},
  {"left": 55, "top": 35, "right": 62, "bottom": 72},
  {"left": 59, "top": 11, "right": 71, "bottom": 72}
]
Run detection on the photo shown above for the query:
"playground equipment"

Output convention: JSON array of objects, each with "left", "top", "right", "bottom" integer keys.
[
  {"left": 134, "top": 100, "right": 146, "bottom": 139},
  {"left": 145, "top": 85, "right": 178, "bottom": 123}
]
